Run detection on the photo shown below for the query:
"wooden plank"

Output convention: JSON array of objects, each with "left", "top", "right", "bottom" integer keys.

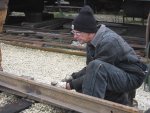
[
  {"left": 0, "top": 71, "right": 141, "bottom": 113},
  {"left": 0, "top": 99, "right": 32, "bottom": 113}
]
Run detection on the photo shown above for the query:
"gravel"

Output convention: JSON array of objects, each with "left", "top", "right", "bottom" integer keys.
[
  {"left": 21, "top": 103, "right": 71, "bottom": 113},
  {"left": 1, "top": 43, "right": 150, "bottom": 112},
  {"left": 0, "top": 92, "right": 18, "bottom": 107},
  {"left": 1, "top": 43, "right": 86, "bottom": 84},
  {"left": 135, "top": 85, "right": 150, "bottom": 111}
]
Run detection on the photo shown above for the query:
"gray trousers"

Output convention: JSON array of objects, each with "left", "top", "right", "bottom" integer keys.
[{"left": 82, "top": 60, "right": 145, "bottom": 105}]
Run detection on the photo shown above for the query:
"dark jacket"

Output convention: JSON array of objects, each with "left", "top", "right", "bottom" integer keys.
[{"left": 70, "top": 25, "right": 147, "bottom": 91}]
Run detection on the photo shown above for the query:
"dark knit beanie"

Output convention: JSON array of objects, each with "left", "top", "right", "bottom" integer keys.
[{"left": 72, "top": 5, "right": 97, "bottom": 33}]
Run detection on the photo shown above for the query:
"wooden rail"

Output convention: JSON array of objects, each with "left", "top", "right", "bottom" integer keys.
[{"left": 0, "top": 71, "right": 141, "bottom": 113}]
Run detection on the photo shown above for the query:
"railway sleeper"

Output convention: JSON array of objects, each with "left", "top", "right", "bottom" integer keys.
[
  {"left": 0, "top": 71, "right": 142, "bottom": 113},
  {"left": 0, "top": 86, "right": 79, "bottom": 113},
  {"left": 0, "top": 97, "right": 33, "bottom": 113}
]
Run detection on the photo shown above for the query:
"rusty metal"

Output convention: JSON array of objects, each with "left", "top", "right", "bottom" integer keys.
[
  {"left": 2, "top": 22, "right": 147, "bottom": 57},
  {"left": 0, "top": 34, "right": 85, "bottom": 51},
  {"left": 0, "top": 33, "right": 145, "bottom": 57},
  {"left": 0, "top": 34, "right": 145, "bottom": 56},
  {"left": 4, "top": 25, "right": 72, "bottom": 43},
  {"left": 0, "top": 71, "right": 141, "bottom": 113}
]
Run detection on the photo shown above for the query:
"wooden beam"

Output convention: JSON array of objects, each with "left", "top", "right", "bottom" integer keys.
[{"left": 0, "top": 71, "right": 141, "bottom": 113}]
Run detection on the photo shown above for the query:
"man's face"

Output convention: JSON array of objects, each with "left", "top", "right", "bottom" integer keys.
[{"left": 71, "top": 30, "right": 91, "bottom": 44}]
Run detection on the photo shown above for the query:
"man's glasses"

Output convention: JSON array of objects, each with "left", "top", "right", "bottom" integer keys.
[{"left": 71, "top": 30, "right": 82, "bottom": 36}]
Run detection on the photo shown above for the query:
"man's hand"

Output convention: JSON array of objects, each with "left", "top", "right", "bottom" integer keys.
[
  {"left": 51, "top": 81, "right": 66, "bottom": 89},
  {"left": 51, "top": 81, "right": 71, "bottom": 90},
  {"left": 61, "top": 74, "right": 73, "bottom": 82}
]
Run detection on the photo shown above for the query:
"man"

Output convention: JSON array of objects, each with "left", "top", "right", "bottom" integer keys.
[
  {"left": 0, "top": 0, "right": 9, "bottom": 71},
  {"left": 51, "top": 5, "right": 147, "bottom": 105}
]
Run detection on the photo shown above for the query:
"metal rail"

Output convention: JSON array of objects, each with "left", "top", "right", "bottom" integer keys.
[
  {"left": 0, "top": 71, "right": 140, "bottom": 113},
  {"left": 0, "top": 33, "right": 146, "bottom": 57},
  {"left": 0, "top": 35, "right": 85, "bottom": 51},
  {"left": 0, "top": 40, "right": 86, "bottom": 56}
]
